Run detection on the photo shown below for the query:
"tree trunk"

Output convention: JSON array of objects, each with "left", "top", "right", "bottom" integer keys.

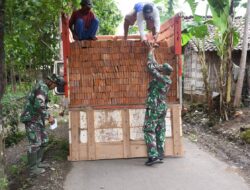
[
  {"left": 226, "top": 1, "right": 234, "bottom": 104},
  {"left": 234, "top": 0, "right": 250, "bottom": 107},
  {"left": 0, "top": 0, "right": 6, "bottom": 185}
]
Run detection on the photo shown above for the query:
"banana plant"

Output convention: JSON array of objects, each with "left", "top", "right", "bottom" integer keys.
[
  {"left": 207, "top": 0, "right": 240, "bottom": 120},
  {"left": 183, "top": 0, "right": 241, "bottom": 120},
  {"left": 182, "top": 0, "right": 211, "bottom": 111}
]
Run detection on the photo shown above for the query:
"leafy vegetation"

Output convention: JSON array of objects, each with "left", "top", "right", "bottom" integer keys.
[
  {"left": 1, "top": 85, "right": 26, "bottom": 147},
  {"left": 240, "top": 129, "right": 250, "bottom": 144},
  {"left": 154, "top": 0, "right": 177, "bottom": 21},
  {"left": 2, "top": 0, "right": 122, "bottom": 148},
  {"left": 0, "top": 177, "right": 8, "bottom": 190},
  {"left": 92, "top": 0, "right": 122, "bottom": 35},
  {"left": 4, "top": 0, "right": 122, "bottom": 90},
  {"left": 5, "top": 131, "right": 26, "bottom": 148},
  {"left": 182, "top": 0, "right": 245, "bottom": 120},
  {"left": 46, "top": 135, "right": 69, "bottom": 161}
]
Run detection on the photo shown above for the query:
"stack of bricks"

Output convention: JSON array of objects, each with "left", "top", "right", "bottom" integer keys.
[{"left": 68, "top": 39, "right": 178, "bottom": 107}]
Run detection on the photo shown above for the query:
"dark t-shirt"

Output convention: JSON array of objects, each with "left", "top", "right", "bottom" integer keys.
[{"left": 69, "top": 8, "right": 95, "bottom": 30}]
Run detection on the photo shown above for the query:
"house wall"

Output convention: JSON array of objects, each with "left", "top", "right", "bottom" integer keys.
[
  {"left": 183, "top": 45, "right": 204, "bottom": 96},
  {"left": 184, "top": 48, "right": 250, "bottom": 99}
]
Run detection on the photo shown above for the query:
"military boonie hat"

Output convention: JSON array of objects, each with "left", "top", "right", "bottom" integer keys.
[{"left": 47, "top": 74, "right": 63, "bottom": 85}]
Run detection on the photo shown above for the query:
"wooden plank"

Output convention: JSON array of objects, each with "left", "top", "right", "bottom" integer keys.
[
  {"left": 69, "top": 111, "right": 80, "bottom": 161},
  {"left": 130, "top": 140, "right": 147, "bottom": 158},
  {"left": 69, "top": 104, "right": 178, "bottom": 111},
  {"left": 87, "top": 108, "right": 96, "bottom": 160},
  {"left": 164, "top": 138, "right": 174, "bottom": 156},
  {"left": 160, "top": 17, "right": 175, "bottom": 32},
  {"left": 129, "top": 138, "right": 174, "bottom": 158},
  {"left": 171, "top": 105, "right": 183, "bottom": 156},
  {"left": 122, "top": 109, "right": 130, "bottom": 158},
  {"left": 67, "top": 105, "right": 183, "bottom": 161},
  {"left": 96, "top": 35, "right": 114, "bottom": 40},
  {"left": 78, "top": 144, "right": 88, "bottom": 160},
  {"left": 95, "top": 143, "right": 124, "bottom": 159},
  {"left": 157, "top": 29, "right": 174, "bottom": 42}
]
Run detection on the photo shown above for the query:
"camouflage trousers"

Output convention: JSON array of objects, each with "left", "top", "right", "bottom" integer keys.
[
  {"left": 143, "top": 108, "right": 167, "bottom": 158},
  {"left": 25, "top": 122, "right": 49, "bottom": 153}
]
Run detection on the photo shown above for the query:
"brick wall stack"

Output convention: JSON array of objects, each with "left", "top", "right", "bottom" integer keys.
[{"left": 68, "top": 39, "right": 178, "bottom": 108}]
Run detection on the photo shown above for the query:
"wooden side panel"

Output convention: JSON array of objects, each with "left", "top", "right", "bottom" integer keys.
[
  {"left": 171, "top": 104, "right": 183, "bottom": 156},
  {"left": 68, "top": 111, "right": 80, "bottom": 161},
  {"left": 122, "top": 109, "right": 130, "bottom": 158},
  {"left": 95, "top": 143, "right": 124, "bottom": 159},
  {"left": 87, "top": 109, "right": 96, "bottom": 160},
  {"left": 129, "top": 138, "right": 174, "bottom": 158},
  {"left": 68, "top": 105, "right": 182, "bottom": 161},
  {"left": 130, "top": 141, "right": 147, "bottom": 158},
  {"left": 79, "top": 144, "right": 88, "bottom": 160},
  {"left": 164, "top": 138, "right": 174, "bottom": 156}
]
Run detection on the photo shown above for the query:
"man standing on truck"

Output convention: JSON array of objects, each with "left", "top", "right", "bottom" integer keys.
[
  {"left": 143, "top": 46, "right": 173, "bottom": 166},
  {"left": 69, "top": 0, "right": 99, "bottom": 41},
  {"left": 124, "top": 2, "right": 160, "bottom": 45},
  {"left": 20, "top": 74, "right": 63, "bottom": 175}
]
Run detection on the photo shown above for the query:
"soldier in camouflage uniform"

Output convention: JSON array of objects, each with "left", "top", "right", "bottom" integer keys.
[
  {"left": 143, "top": 47, "right": 173, "bottom": 166},
  {"left": 20, "top": 74, "right": 62, "bottom": 175}
]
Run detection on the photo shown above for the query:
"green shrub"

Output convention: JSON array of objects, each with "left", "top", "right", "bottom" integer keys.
[
  {"left": 0, "top": 177, "right": 8, "bottom": 190},
  {"left": 2, "top": 83, "right": 30, "bottom": 147},
  {"left": 5, "top": 131, "right": 26, "bottom": 148},
  {"left": 46, "top": 135, "right": 69, "bottom": 161},
  {"left": 240, "top": 129, "right": 250, "bottom": 144}
]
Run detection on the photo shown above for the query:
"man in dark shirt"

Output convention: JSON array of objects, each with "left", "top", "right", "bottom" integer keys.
[{"left": 69, "top": 0, "right": 99, "bottom": 41}]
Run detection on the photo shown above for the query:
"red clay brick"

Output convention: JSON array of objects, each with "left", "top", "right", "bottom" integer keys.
[{"left": 68, "top": 37, "right": 178, "bottom": 107}]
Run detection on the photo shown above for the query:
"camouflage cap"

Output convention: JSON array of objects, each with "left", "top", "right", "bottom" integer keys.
[
  {"left": 162, "top": 63, "right": 173, "bottom": 75},
  {"left": 47, "top": 74, "right": 64, "bottom": 85}
]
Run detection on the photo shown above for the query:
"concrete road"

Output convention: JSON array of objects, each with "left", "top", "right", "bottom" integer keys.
[{"left": 64, "top": 138, "right": 249, "bottom": 190}]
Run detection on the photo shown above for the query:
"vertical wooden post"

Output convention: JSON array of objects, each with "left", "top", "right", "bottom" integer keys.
[
  {"left": 87, "top": 108, "right": 96, "bottom": 160},
  {"left": 70, "top": 111, "right": 80, "bottom": 161},
  {"left": 122, "top": 109, "right": 130, "bottom": 158},
  {"left": 171, "top": 105, "right": 182, "bottom": 156}
]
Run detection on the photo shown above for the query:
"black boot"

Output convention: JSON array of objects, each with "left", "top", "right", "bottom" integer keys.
[
  {"left": 158, "top": 153, "right": 165, "bottom": 161},
  {"left": 27, "top": 151, "right": 45, "bottom": 175},
  {"left": 145, "top": 157, "right": 161, "bottom": 166},
  {"left": 37, "top": 148, "right": 50, "bottom": 168}
]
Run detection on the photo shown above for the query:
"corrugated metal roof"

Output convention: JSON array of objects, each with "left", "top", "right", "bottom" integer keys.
[{"left": 184, "top": 16, "right": 250, "bottom": 52}]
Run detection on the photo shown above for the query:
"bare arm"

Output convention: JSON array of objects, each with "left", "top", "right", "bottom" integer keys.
[{"left": 124, "top": 19, "right": 130, "bottom": 40}]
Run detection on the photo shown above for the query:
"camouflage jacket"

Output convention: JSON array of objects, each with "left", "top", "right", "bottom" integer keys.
[
  {"left": 20, "top": 80, "right": 50, "bottom": 125},
  {"left": 146, "top": 51, "right": 172, "bottom": 112}
]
